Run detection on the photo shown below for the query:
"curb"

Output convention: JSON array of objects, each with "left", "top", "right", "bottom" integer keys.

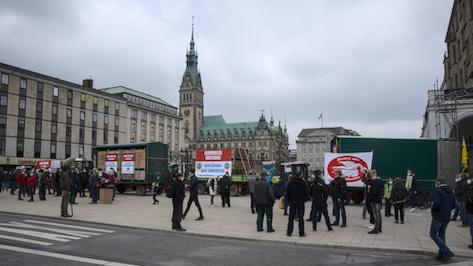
[{"left": 0, "top": 210, "right": 471, "bottom": 260}]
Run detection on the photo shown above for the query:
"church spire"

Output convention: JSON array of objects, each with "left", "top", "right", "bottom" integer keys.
[{"left": 184, "top": 16, "right": 200, "bottom": 86}]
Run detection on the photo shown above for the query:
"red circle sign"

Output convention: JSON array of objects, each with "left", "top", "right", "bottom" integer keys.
[{"left": 327, "top": 155, "right": 368, "bottom": 183}]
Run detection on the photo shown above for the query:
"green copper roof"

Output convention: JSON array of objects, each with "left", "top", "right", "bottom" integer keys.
[
  {"left": 101, "top": 86, "right": 176, "bottom": 108},
  {"left": 183, "top": 19, "right": 201, "bottom": 86},
  {"left": 199, "top": 115, "right": 288, "bottom": 140}
]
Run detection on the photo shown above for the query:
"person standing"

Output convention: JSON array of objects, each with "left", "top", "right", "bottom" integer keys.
[
  {"left": 384, "top": 178, "right": 393, "bottom": 217},
  {"left": 152, "top": 181, "right": 160, "bottom": 205},
  {"left": 286, "top": 174, "right": 309, "bottom": 237},
  {"left": 367, "top": 170, "right": 384, "bottom": 234},
  {"left": 59, "top": 165, "right": 72, "bottom": 218},
  {"left": 219, "top": 172, "right": 232, "bottom": 207},
  {"left": 254, "top": 172, "right": 275, "bottom": 232},
  {"left": 281, "top": 175, "right": 290, "bottom": 216},
  {"left": 38, "top": 169, "right": 49, "bottom": 201},
  {"left": 183, "top": 170, "right": 204, "bottom": 221},
  {"left": 70, "top": 168, "right": 80, "bottom": 204},
  {"left": 26, "top": 170, "right": 36, "bottom": 202},
  {"left": 310, "top": 170, "right": 333, "bottom": 232},
  {"left": 248, "top": 170, "right": 257, "bottom": 214},
  {"left": 465, "top": 176, "right": 473, "bottom": 249},
  {"left": 79, "top": 169, "right": 88, "bottom": 197},
  {"left": 454, "top": 173, "right": 468, "bottom": 226},
  {"left": 88, "top": 168, "right": 99, "bottom": 204},
  {"left": 208, "top": 176, "right": 218, "bottom": 207},
  {"left": 391, "top": 177, "right": 407, "bottom": 224},
  {"left": 430, "top": 177, "right": 456, "bottom": 262},
  {"left": 406, "top": 169, "right": 417, "bottom": 212},
  {"left": 331, "top": 169, "right": 347, "bottom": 227},
  {"left": 171, "top": 173, "right": 186, "bottom": 231},
  {"left": 16, "top": 168, "right": 26, "bottom": 200}
]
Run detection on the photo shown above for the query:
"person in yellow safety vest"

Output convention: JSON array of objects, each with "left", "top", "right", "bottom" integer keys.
[{"left": 384, "top": 178, "right": 393, "bottom": 217}]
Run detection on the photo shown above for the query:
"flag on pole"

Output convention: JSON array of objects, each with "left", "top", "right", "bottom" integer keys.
[
  {"left": 461, "top": 137, "right": 469, "bottom": 174},
  {"left": 318, "top": 113, "right": 323, "bottom": 120}
]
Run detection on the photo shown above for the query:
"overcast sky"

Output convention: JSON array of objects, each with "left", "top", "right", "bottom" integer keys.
[{"left": 0, "top": 0, "right": 453, "bottom": 148}]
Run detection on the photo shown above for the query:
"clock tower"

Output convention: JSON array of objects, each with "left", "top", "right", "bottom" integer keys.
[{"left": 179, "top": 18, "right": 204, "bottom": 149}]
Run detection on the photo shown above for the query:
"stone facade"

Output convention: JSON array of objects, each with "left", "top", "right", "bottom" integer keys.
[
  {"left": 0, "top": 63, "right": 127, "bottom": 166},
  {"left": 443, "top": 0, "right": 473, "bottom": 91},
  {"left": 195, "top": 114, "right": 289, "bottom": 166},
  {"left": 296, "top": 127, "right": 359, "bottom": 171},
  {"left": 101, "top": 86, "right": 182, "bottom": 161}
]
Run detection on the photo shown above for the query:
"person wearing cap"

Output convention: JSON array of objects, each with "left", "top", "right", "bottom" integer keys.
[
  {"left": 88, "top": 168, "right": 99, "bottom": 204},
  {"left": 430, "top": 176, "right": 456, "bottom": 262},
  {"left": 310, "top": 170, "right": 333, "bottom": 232},
  {"left": 171, "top": 173, "right": 186, "bottom": 231},
  {"left": 219, "top": 171, "right": 232, "bottom": 208},
  {"left": 254, "top": 172, "right": 275, "bottom": 232}
]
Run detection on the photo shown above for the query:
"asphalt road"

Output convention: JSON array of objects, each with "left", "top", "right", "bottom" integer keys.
[{"left": 0, "top": 212, "right": 460, "bottom": 266}]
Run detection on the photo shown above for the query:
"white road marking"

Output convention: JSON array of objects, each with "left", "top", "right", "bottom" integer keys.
[
  {"left": 24, "top": 219, "right": 115, "bottom": 233},
  {"left": 0, "top": 244, "right": 140, "bottom": 266},
  {"left": 0, "top": 234, "right": 53, "bottom": 246},
  {"left": 0, "top": 227, "right": 78, "bottom": 242},
  {"left": 0, "top": 222, "right": 102, "bottom": 238}
]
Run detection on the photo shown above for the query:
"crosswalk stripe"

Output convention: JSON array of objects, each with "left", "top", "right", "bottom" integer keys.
[
  {"left": 0, "top": 234, "right": 53, "bottom": 246},
  {"left": 0, "top": 227, "right": 79, "bottom": 242},
  {"left": 23, "top": 220, "right": 115, "bottom": 233},
  {"left": 0, "top": 244, "right": 140, "bottom": 266},
  {"left": 0, "top": 222, "right": 102, "bottom": 238}
]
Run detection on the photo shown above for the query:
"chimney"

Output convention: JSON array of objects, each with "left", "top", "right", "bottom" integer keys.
[{"left": 83, "top": 79, "right": 93, "bottom": 89}]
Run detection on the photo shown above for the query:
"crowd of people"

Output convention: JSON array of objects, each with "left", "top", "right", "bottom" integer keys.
[
  {"left": 1, "top": 165, "right": 119, "bottom": 217},
  {"left": 4, "top": 163, "right": 473, "bottom": 263}
]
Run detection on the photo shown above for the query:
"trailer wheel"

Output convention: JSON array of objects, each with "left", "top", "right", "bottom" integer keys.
[
  {"left": 230, "top": 184, "right": 239, "bottom": 196},
  {"left": 136, "top": 185, "right": 146, "bottom": 196},
  {"left": 197, "top": 184, "right": 206, "bottom": 195},
  {"left": 350, "top": 190, "right": 364, "bottom": 204},
  {"left": 117, "top": 184, "right": 127, "bottom": 194},
  {"left": 240, "top": 187, "right": 249, "bottom": 196},
  {"left": 344, "top": 193, "right": 352, "bottom": 205}
]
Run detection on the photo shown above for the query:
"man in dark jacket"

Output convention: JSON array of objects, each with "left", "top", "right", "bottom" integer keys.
[
  {"left": 219, "top": 172, "right": 232, "bottom": 207},
  {"left": 183, "top": 170, "right": 204, "bottom": 221},
  {"left": 465, "top": 177, "right": 473, "bottom": 249},
  {"left": 310, "top": 170, "right": 333, "bottom": 232},
  {"left": 367, "top": 170, "right": 384, "bottom": 234},
  {"left": 254, "top": 172, "right": 275, "bottom": 232},
  {"left": 248, "top": 170, "right": 257, "bottom": 214},
  {"left": 286, "top": 174, "right": 309, "bottom": 237},
  {"left": 331, "top": 169, "right": 347, "bottom": 227},
  {"left": 454, "top": 174, "right": 468, "bottom": 226},
  {"left": 88, "top": 169, "right": 99, "bottom": 204},
  {"left": 69, "top": 168, "right": 80, "bottom": 204},
  {"left": 171, "top": 173, "right": 186, "bottom": 231},
  {"left": 59, "top": 165, "right": 72, "bottom": 218},
  {"left": 430, "top": 177, "right": 456, "bottom": 262}
]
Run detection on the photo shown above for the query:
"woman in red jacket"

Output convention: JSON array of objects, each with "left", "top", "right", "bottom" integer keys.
[
  {"left": 16, "top": 169, "right": 26, "bottom": 201},
  {"left": 27, "top": 171, "right": 36, "bottom": 202}
]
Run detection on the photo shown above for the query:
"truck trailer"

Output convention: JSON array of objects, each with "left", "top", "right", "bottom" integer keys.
[
  {"left": 92, "top": 142, "right": 169, "bottom": 196},
  {"left": 330, "top": 136, "right": 458, "bottom": 203}
]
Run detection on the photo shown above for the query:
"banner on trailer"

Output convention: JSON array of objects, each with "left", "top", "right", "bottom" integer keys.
[
  {"left": 105, "top": 153, "right": 118, "bottom": 173},
  {"left": 195, "top": 149, "right": 232, "bottom": 178},
  {"left": 121, "top": 153, "right": 135, "bottom": 174},
  {"left": 323, "top": 152, "right": 373, "bottom": 187},
  {"left": 195, "top": 149, "right": 232, "bottom": 161},
  {"left": 195, "top": 161, "right": 232, "bottom": 177}
]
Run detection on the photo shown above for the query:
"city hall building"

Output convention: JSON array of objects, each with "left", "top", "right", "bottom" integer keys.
[{"left": 178, "top": 24, "right": 289, "bottom": 165}]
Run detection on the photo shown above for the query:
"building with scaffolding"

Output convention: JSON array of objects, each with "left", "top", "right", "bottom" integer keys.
[{"left": 421, "top": 0, "right": 473, "bottom": 170}]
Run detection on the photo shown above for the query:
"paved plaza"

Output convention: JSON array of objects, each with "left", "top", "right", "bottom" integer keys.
[{"left": 0, "top": 191, "right": 472, "bottom": 259}]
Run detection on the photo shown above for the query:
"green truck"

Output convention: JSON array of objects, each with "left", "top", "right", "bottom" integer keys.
[
  {"left": 331, "top": 136, "right": 457, "bottom": 204},
  {"left": 92, "top": 142, "right": 169, "bottom": 196}
]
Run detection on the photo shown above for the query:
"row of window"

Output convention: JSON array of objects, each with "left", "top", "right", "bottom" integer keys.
[
  {"left": 130, "top": 109, "right": 178, "bottom": 126},
  {"left": 125, "top": 94, "right": 177, "bottom": 116},
  {"left": 0, "top": 73, "right": 120, "bottom": 111}
]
